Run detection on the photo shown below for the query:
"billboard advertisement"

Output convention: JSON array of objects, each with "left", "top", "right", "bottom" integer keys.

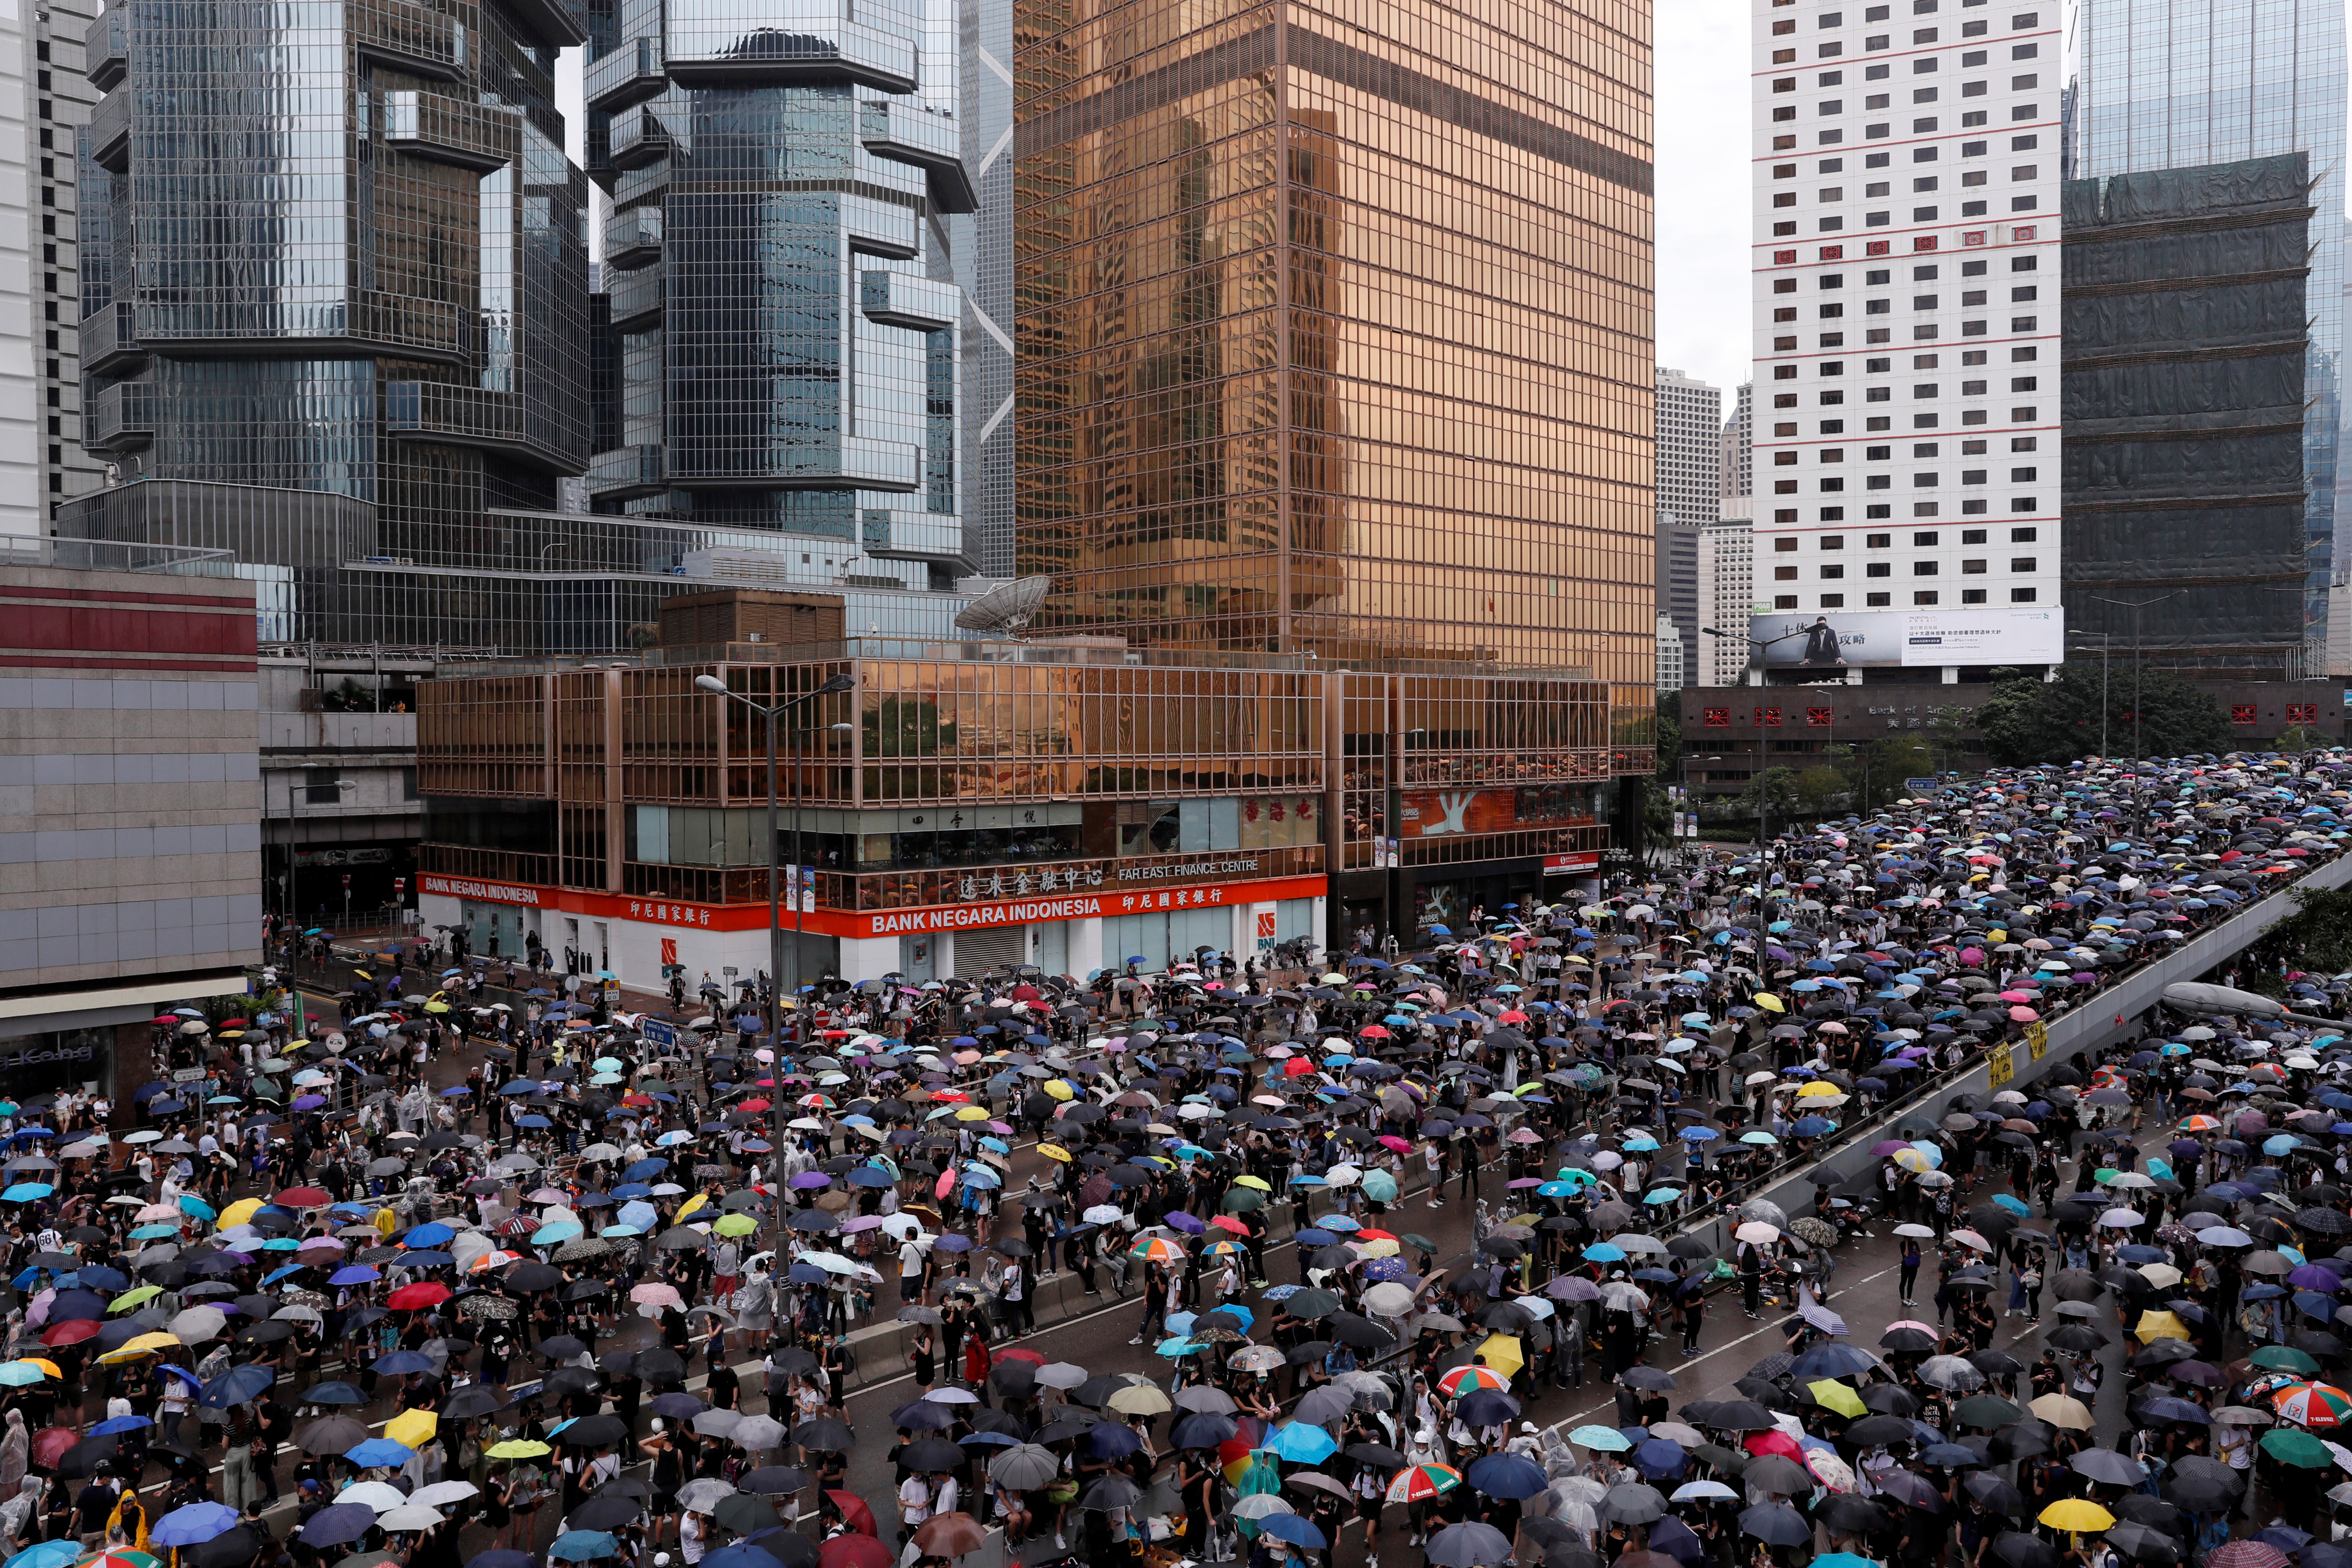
[{"left": 1746, "top": 606, "right": 2063, "bottom": 670}]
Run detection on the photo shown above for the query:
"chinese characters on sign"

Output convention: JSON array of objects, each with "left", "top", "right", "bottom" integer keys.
[{"left": 957, "top": 865, "right": 1107, "bottom": 900}]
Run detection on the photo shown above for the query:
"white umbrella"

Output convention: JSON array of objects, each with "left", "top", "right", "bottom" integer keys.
[
  {"left": 678, "top": 1480, "right": 737, "bottom": 1514},
  {"left": 167, "top": 1306, "right": 228, "bottom": 1343},
  {"left": 730, "top": 1415, "right": 788, "bottom": 1450},
  {"left": 410, "top": 1482, "right": 479, "bottom": 1509},
  {"left": 341, "top": 1482, "right": 410, "bottom": 1513},
  {"left": 692, "top": 1409, "right": 744, "bottom": 1437},
  {"left": 378, "top": 1506, "right": 445, "bottom": 1531}
]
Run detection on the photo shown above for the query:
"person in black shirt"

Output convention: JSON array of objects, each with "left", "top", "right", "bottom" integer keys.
[{"left": 75, "top": 1467, "right": 120, "bottom": 1541}]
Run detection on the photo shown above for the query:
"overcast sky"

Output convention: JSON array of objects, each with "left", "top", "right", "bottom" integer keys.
[{"left": 1655, "top": 0, "right": 1754, "bottom": 404}]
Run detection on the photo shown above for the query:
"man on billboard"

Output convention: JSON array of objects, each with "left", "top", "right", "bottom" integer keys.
[{"left": 1800, "top": 617, "right": 1846, "bottom": 668}]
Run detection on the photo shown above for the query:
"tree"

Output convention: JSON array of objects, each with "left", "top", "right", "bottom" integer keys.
[
  {"left": 1796, "top": 764, "right": 1845, "bottom": 816},
  {"left": 1977, "top": 661, "right": 2228, "bottom": 767},
  {"left": 1654, "top": 691, "right": 1683, "bottom": 782},
  {"left": 2276, "top": 725, "right": 2323, "bottom": 754},
  {"left": 2253, "top": 883, "right": 2352, "bottom": 986},
  {"left": 1737, "top": 766, "right": 1799, "bottom": 831}
]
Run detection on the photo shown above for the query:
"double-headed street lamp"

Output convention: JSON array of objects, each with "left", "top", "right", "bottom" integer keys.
[
  {"left": 1701, "top": 622, "right": 1817, "bottom": 849},
  {"left": 694, "top": 670, "right": 856, "bottom": 1050}
]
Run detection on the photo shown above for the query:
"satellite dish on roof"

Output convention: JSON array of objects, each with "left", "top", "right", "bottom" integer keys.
[{"left": 955, "top": 575, "right": 1053, "bottom": 633}]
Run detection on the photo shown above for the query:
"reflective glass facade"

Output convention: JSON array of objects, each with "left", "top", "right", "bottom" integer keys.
[
  {"left": 1010, "top": 0, "right": 1656, "bottom": 686},
  {"left": 416, "top": 646, "right": 1626, "bottom": 907},
  {"left": 581, "top": 0, "right": 981, "bottom": 587},
  {"left": 61, "top": 0, "right": 608, "bottom": 650},
  {"left": 2072, "top": 0, "right": 2346, "bottom": 631}
]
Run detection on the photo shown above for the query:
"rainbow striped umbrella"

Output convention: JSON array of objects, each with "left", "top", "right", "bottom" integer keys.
[
  {"left": 1384, "top": 1464, "right": 1461, "bottom": 1504},
  {"left": 1438, "top": 1364, "right": 1512, "bottom": 1397},
  {"left": 1129, "top": 1236, "right": 1187, "bottom": 1264}
]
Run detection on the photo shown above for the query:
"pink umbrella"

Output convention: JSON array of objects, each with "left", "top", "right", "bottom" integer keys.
[
  {"left": 2008, "top": 1006, "right": 2039, "bottom": 1022},
  {"left": 631, "top": 1282, "right": 684, "bottom": 1308}
]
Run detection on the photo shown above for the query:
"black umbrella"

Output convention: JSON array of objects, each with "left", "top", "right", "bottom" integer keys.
[
  {"left": 902, "top": 1437, "right": 965, "bottom": 1472},
  {"left": 557, "top": 1414, "right": 630, "bottom": 1446},
  {"left": 567, "top": 1496, "right": 645, "bottom": 1530},
  {"left": 1990, "top": 1534, "right": 2063, "bottom": 1568},
  {"left": 1740, "top": 1504, "right": 1810, "bottom": 1546}
]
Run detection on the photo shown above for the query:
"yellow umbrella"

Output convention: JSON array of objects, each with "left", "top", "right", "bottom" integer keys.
[
  {"left": 1038, "top": 1144, "right": 1072, "bottom": 1164},
  {"left": 2134, "top": 1310, "right": 2191, "bottom": 1345},
  {"left": 1474, "top": 1333, "right": 1524, "bottom": 1380},
  {"left": 1041, "top": 1080, "right": 1074, "bottom": 1102},
  {"left": 485, "top": 1439, "right": 549, "bottom": 1460},
  {"left": 1232, "top": 1175, "right": 1271, "bottom": 1192},
  {"left": 2027, "top": 1393, "right": 2092, "bottom": 1431},
  {"left": 1356, "top": 1238, "right": 1401, "bottom": 1259},
  {"left": 1809, "top": 1380, "right": 1866, "bottom": 1418},
  {"left": 423, "top": 1000, "right": 451, "bottom": 1014},
  {"left": 215, "top": 1197, "right": 264, "bottom": 1232},
  {"left": 1796, "top": 1081, "right": 1841, "bottom": 1099},
  {"left": 676, "top": 1193, "right": 709, "bottom": 1221},
  {"left": 109, "top": 1286, "right": 162, "bottom": 1313},
  {"left": 2038, "top": 1501, "right": 2113, "bottom": 1532},
  {"left": 954, "top": 1106, "right": 988, "bottom": 1122},
  {"left": 384, "top": 1409, "right": 438, "bottom": 1449},
  {"left": 1893, "top": 1148, "right": 1935, "bottom": 1173},
  {"left": 713, "top": 1214, "right": 756, "bottom": 1237},
  {"left": 19, "top": 1358, "right": 61, "bottom": 1378},
  {"left": 97, "top": 1333, "right": 179, "bottom": 1364},
  {"left": 1753, "top": 993, "right": 1785, "bottom": 1014}
]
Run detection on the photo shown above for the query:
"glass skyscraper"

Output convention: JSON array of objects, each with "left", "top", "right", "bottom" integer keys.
[
  {"left": 579, "top": 0, "right": 982, "bottom": 597},
  {"left": 1009, "top": 0, "right": 1658, "bottom": 686},
  {"left": 2072, "top": 0, "right": 2347, "bottom": 633},
  {"left": 62, "top": 0, "right": 600, "bottom": 647}
]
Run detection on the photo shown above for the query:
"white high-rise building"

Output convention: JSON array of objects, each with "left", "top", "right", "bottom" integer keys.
[
  {"left": 1753, "top": 0, "right": 2060, "bottom": 644},
  {"left": 1657, "top": 612, "right": 1688, "bottom": 692},
  {"left": 1721, "top": 381, "right": 1754, "bottom": 513},
  {"left": 1698, "top": 520, "right": 1758, "bottom": 684},
  {"left": 1658, "top": 368, "right": 1724, "bottom": 527}
]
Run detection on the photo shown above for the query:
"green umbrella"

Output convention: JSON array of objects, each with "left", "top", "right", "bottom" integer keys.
[
  {"left": 2259, "top": 1427, "right": 2333, "bottom": 1468},
  {"left": 2251, "top": 1345, "right": 2321, "bottom": 1376},
  {"left": 1954, "top": 1394, "right": 2022, "bottom": 1429},
  {"left": 1222, "top": 1187, "right": 1265, "bottom": 1214}
]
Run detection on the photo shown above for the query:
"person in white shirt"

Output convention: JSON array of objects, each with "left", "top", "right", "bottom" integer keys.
[{"left": 898, "top": 1473, "right": 932, "bottom": 1533}]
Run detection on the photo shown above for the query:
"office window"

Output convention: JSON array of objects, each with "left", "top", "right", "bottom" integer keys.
[
  {"left": 2010, "top": 586, "right": 2036, "bottom": 602},
  {"left": 1913, "top": 591, "right": 1939, "bottom": 605}
]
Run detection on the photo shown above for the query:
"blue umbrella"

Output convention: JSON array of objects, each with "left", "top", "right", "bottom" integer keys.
[
  {"left": 1258, "top": 1515, "right": 1328, "bottom": 1550},
  {"left": 1633, "top": 1438, "right": 1690, "bottom": 1479},
  {"left": 347, "top": 1437, "right": 417, "bottom": 1467},
  {"left": 90, "top": 1415, "right": 152, "bottom": 1436},
  {"left": 373, "top": 1350, "right": 437, "bottom": 1375},
  {"left": 2, "top": 1545, "right": 80, "bottom": 1568},
  {"left": 153, "top": 1502, "right": 242, "bottom": 1546},
  {"left": 198, "top": 1363, "right": 274, "bottom": 1409},
  {"left": 1466, "top": 1452, "right": 1547, "bottom": 1498},
  {"left": 549, "top": 1535, "right": 620, "bottom": 1564},
  {"left": 1265, "top": 1422, "right": 1337, "bottom": 1463}
]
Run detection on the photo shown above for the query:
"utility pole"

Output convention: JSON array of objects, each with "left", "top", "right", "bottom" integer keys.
[{"left": 2089, "top": 593, "right": 2181, "bottom": 760}]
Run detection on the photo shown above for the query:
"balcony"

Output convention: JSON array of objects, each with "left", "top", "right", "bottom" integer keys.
[
  {"left": 587, "top": 444, "right": 668, "bottom": 500},
  {"left": 87, "top": 381, "right": 155, "bottom": 452},
  {"left": 81, "top": 300, "right": 145, "bottom": 376},
  {"left": 860, "top": 508, "right": 967, "bottom": 564},
  {"left": 381, "top": 92, "right": 519, "bottom": 173},
  {"left": 86, "top": 9, "right": 125, "bottom": 90},
  {"left": 586, "top": 35, "right": 666, "bottom": 112},
  {"left": 354, "top": 0, "right": 466, "bottom": 81},
  {"left": 858, "top": 99, "right": 975, "bottom": 213},
  {"left": 384, "top": 381, "right": 576, "bottom": 473},
  {"left": 607, "top": 262, "right": 664, "bottom": 329},
  {"left": 607, "top": 102, "right": 676, "bottom": 171},
  {"left": 88, "top": 90, "right": 129, "bottom": 173},
  {"left": 503, "top": 0, "right": 587, "bottom": 50},
  {"left": 663, "top": 19, "right": 916, "bottom": 93},
  {"left": 859, "top": 270, "right": 959, "bottom": 331},
  {"left": 605, "top": 205, "right": 661, "bottom": 270}
]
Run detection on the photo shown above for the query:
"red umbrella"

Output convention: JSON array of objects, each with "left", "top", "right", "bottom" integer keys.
[
  {"left": 39, "top": 1321, "right": 98, "bottom": 1347},
  {"left": 825, "top": 1489, "right": 877, "bottom": 1537},
  {"left": 1744, "top": 1430, "right": 1804, "bottom": 1460},
  {"left": 818, "top": 1533, "right": 892, "bottom": 1568},
  {"left": 993, "top": 1346, "right": 1046, "bottom": 1366},
  {"left": 386, "top": 1282, "right": 450, "bottom": 1311},
  {"left": 275, "top": 1187, "right": 331, "bottom": 1209},
  {"left": 29, "top": 1426, "right": 79, "bottom": 1468},
  {"left": 219, "top": 1018, "right": 249, "bottom": 1028},
  {"left": 738, "top": 1098, "right": 772, "bottom": 1115}
]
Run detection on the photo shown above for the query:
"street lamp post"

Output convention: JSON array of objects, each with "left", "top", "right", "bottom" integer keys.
[
  {"left": 2087, "top": 592, "right": 2182, "bottom": 761},
  {"left": 280, "top": 773, "right": 353, "bottom": 932},
  {"left": 1702, "top": 624, "right": 1814, "bottom": 850},
  {"left": 695, "top": 670, "right": 856, "bottom": 1043}
]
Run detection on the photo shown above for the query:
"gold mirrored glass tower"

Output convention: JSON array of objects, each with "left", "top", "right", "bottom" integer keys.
[{"left": 1011, "top": 0, "right": 1655, "bottom": 676}]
